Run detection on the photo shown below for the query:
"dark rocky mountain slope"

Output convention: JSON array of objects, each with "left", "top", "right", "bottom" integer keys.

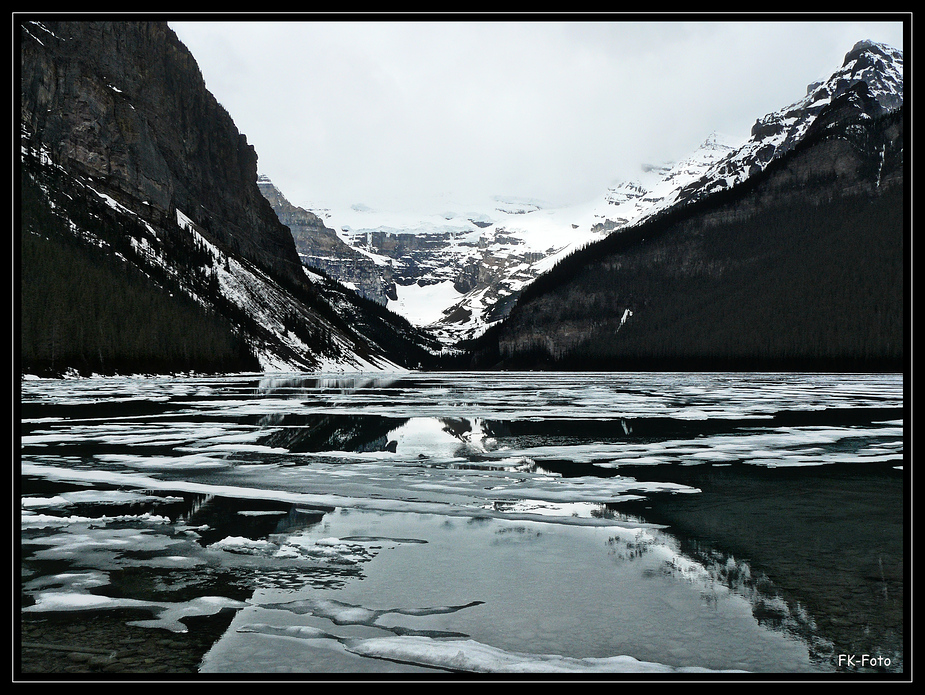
[{"left": 19, "top": 19, "right": 442, "bottom": 376}]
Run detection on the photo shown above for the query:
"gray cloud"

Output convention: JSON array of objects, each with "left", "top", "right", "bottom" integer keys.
[{"left": 171, "top": 18, "right": 905, "bottom": 213}]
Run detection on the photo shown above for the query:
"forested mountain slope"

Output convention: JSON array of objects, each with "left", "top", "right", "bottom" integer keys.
[{"left": 465, "top": 87, "right": 905, "bottom": 372}]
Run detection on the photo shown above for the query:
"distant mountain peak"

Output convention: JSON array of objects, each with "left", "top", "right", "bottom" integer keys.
[
  {"left": 664, "top": 39, "right": 904, "bottom": 211},
  {"left": 595, "top": 131, "right": 740, "bottom": 230},
  {"left": 844, "top": 39, "right": 902, "bottom": 66},
  {"left": 700, "top": 131, "right": 740, "bottom": 149},
  {"left": 836, "top": 39, "right": 903, "bottom": 111}
]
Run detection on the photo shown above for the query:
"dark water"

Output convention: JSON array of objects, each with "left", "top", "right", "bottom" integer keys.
[{"left": 18, "top": 372, "right": 905, "bottom": 676}]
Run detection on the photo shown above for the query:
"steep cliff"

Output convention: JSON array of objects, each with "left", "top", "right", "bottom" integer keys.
[
  {"left": 19, "top": 19, "right": 442, "bottom": 375},
  {"left": 20, "top": 20, "right": 305, "bottom": 287},
  {"left": 257, "top": 176, "right": 397, "bottom": 305}
]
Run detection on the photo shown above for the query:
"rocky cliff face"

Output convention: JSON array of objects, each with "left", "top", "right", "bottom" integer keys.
[
  {"left": 336, "top": 215, "right": 556, "bottom": 342},
  {"left": 19, "top": 19, "right": 443, "bottom": 375},
  {"left": 257, "top": 176, "right": 397, "bottom": 305},
  {"left": 20, "top": 20, "right": 306, "bottom": 288},
  {"left": 258, "top": 184, "right": 565, "bottom": 343}
]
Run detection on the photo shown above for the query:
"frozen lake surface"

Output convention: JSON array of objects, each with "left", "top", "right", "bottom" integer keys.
[{"left": 19, "top": 372, "right": 904, "bottom": 676}]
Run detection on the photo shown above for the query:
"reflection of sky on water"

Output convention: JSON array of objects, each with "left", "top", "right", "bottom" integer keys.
[
  {"left": 198, "top": 509, "right": 827, "bottom": 673},
  {"left": 19, "top": 481, "right": 835, "bottom": 671},
  {"left": 19, "top": 372, "right": 903, "bottom": 674}
]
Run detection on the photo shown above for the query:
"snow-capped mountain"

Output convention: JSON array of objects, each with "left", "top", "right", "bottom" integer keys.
[
  {"left": 590, "top": 132, "right": 742, "bottom": 235},
  {"left": 296, "top": 193, "right": 601, "bottom": 344},
  {"left": 671, "top": 39, "right": 904, "bottom": 206},
  {"left": 281, "top": 39, "right": 902, "bottom": 346},
  {"left": 472, "top": 77, "right": 904, "bottom": 371},
  {"left": 279, "top": 132, "right": 741, "bottom": 345}
]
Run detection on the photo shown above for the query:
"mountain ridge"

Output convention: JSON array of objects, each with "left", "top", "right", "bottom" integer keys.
[{"left": 669, "top": 39, "right": 903, "bottom": 209}]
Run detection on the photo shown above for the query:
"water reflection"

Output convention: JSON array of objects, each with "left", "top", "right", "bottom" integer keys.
[
  {"left": 610, "top": 461, "right": 904, "bottom": 673},
  {"left": 173, "top": 494, "right": 330, "bottom": 545},
  {"left": 239, "top": 408, "right": 905, "bottom": 472},
  {"left": 256, "top": 375, "right": 403, "bottom": 397},
  {"left": 19, "top": 372, "right": 904, "bottom": 675},
  {"left": 257, "top": 414, "right": 408, "bottom": 453},
  {"left": 650, "top": 535, "right": 836, "bottom": 665}
]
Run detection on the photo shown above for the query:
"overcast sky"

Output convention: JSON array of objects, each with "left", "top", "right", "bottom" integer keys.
[{"left": 170, "top": 16, "right": 905, "bottom": 213}]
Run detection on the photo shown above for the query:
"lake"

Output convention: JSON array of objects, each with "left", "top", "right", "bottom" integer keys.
[{"left": 18, "top": 371, "right": 905, "bottom": 677}]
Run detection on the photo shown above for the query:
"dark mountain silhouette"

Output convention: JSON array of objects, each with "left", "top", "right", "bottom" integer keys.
[{"left": 463, "top": 87, "right": 904, "bottom": 372}]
